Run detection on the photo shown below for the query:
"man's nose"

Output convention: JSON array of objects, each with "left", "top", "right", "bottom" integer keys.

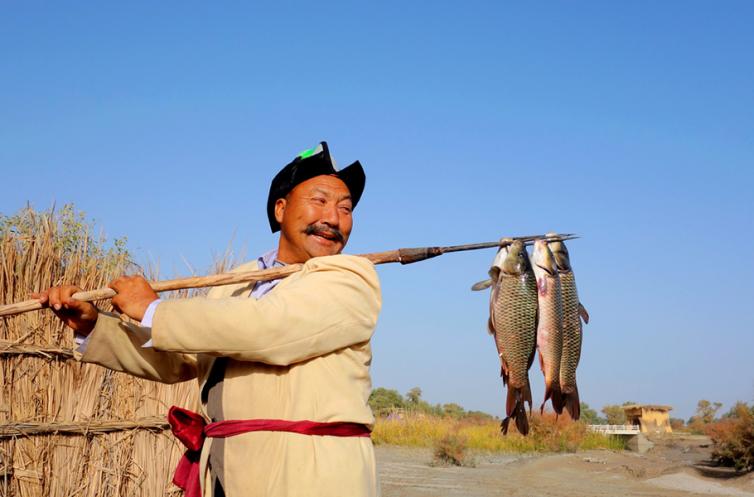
[{"left": 319, "top": 202, "right": 340, "bottom": 226}]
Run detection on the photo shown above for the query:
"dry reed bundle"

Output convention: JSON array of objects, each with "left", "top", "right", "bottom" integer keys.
[{"left": 0, "top": 205, "right": 205, "bottom": 497}]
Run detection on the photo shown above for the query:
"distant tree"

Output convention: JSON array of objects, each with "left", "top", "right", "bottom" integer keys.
[
  {"left": 463, "top": 410, "right": 495, "bottom": 423},
  {"left": 406, "top": 387, "right": 423, "bottom": 404},
  {"left": 721, "top": 402, "right": 752, "bottom": 419},
  {"left": 687, "top": 399, "right": 723, "bottom": 433},
  {"left": 696, "top": 399, "right": 723, "bottom": 424},
  {"left": 442, "top": 403, "right": 465, "bottom": 419},
  {"left": 580, "top": 402, "right": 605, "bottom": 424},
  {"left": 430, "top": 403, "right": 444, "bottom": 417},
  {"left": 368, "top": 388, "right": 405, "bottom": 415},
  {"left": 601, "top": 405, "right": 627, "bottom": 425},
  {"left": 669, "top": 418, "right": 685, "bottom": 430}
]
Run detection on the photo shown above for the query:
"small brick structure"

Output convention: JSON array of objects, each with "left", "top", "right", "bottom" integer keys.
[{"left": 623, "top": 404, "right": 673, "bottom": 434}]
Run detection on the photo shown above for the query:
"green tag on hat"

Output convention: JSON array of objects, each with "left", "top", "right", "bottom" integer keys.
[{"left": 297, "top": 143, "right": 323, "bottom": 160}]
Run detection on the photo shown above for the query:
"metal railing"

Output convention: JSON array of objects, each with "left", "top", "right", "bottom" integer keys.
[{"left": 587, "top": 424, "right": 640, "bottom": 435}]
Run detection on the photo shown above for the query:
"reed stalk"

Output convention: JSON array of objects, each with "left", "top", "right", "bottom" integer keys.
[{"left": 0, "top": 205, "right": 199, "bottom": 497}]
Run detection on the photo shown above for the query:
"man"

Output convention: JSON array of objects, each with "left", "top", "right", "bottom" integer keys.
[{"left": 34, "top": 142, "right": 382, "bottom": 497}]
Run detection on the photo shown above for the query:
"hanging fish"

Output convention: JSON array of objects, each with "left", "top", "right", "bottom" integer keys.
[
  {"left": 531, "top": 239, "right": 564, "bottom": 415},
  {"left": 547, "top": 234, "right": 589, "bottom": 420},
  {"left": 472, "top": 239, "right": 537, "bottom": 435}
]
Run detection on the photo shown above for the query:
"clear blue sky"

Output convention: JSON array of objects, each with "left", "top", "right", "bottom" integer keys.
[{"left": 2, "top": 2, "right": 753, "bottom": 420}]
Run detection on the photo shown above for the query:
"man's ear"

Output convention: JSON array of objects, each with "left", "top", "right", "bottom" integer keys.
[{"left": 274, "top": 198, "right": 287, "bottom": 224}]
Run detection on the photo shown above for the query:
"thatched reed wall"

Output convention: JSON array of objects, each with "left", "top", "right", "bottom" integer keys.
[{"left": 0, "top": 206, "right": 200, "bottom": 497}]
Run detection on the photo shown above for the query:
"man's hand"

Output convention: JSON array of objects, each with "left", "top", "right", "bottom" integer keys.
[
  {"left": 32, "top": 285, "right": 99, "bottom": 336},
  {"left": 109, "top": 275, "right": 159, "bottom": 322}
]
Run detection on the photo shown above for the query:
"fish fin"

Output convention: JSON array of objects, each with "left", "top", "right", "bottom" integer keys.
[
  {"left": 524, "top": 381, "right": 533, "bottom": 417},
  {"left": 488, "top": 283, "right": 500, "bottom": 335},
  {"left": 540, "top": 383, "right": 550, "bottom": 414},
  {"left": 500, "top": 361, "right": 510, "bottom": 386},
  {"left": 472, "top": 279, "right": 492, "bottom": 291},
  {"left": 563, "top": 385, "right": 581, "bottom": 420},
  {"left": 506, "top": 387, "right": 516, "bottom": 417},
  {"left": 515, "top": 403, "right": 529, "bottom": 436},
  {"left": 501, "top": 417, "right": 510, "bottom": 435},
  {"left": 542, "top": 382, "right": 564, "bottom": 415},
  {"left": 551, "top": 383, "right": 565, "bottom": 415},
  {"left": 579, "top": 303, "right": 590, "bottom": 324},
  {"left": 504, "top": 387, "right": 529, "bottom": 436}
]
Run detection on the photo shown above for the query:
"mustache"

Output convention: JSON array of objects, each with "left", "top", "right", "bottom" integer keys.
[{"left": 304, "top": 224, "right": 345, "bottom": 243}]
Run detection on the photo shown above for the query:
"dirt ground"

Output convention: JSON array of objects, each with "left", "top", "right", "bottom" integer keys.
[{"left": 375, "top": 434, "right": 754, "bottom": 497}]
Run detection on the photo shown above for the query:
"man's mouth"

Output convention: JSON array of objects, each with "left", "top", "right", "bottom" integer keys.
[
  {"left": 304, "top": 224, "right": 344, "bottom": 244},
  {"left": 313, "top": 232, "right": 337, "bottom": 242}
]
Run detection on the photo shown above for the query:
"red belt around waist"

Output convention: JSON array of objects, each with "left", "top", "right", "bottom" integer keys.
[{"left": 168, "top": 406, "right": 371, "bottom": 497}]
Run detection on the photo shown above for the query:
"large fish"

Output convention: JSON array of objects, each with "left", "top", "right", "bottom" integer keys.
[
  {"left": 531, "top": 239, "right": 564, "bottom": 415},
  {"left": 547, "top": 234, "right": 589, "bottom": 420},
  {"left": 473, "top": 239, "right": 538, "bottom": 435}
]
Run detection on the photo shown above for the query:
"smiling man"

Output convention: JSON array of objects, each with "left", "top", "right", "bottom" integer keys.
[{"left": 35, "top": 142, "right": 382, "bottom": 497}]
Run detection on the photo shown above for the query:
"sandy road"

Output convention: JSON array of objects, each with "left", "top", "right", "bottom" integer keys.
[{"left": 375, "top": 435, "right": 754, "bottom": 497}]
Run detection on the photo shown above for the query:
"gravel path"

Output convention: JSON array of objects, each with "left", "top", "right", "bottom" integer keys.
[{"left": 375, "top": 436, "right": 754, "bottom": 497}]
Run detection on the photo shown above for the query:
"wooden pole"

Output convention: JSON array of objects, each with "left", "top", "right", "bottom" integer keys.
[{"left": 0, "top": 234, "right": 576, "bottom": 318}]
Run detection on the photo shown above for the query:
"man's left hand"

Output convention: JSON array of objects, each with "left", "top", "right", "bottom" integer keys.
[{"left": 109, "top": 275, "right": 159, "bottom": 322}]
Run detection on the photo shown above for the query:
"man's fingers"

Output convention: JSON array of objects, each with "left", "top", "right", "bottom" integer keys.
[
  {"left": 31, "top": 291, "right": 49, "bottom": 305},
  {"left": 49, "top": 286, "right": 63, "bottom": 311},
  {"left": 32, "top": 285, "right": 98, "bottom": 335},
  {"left": 109, "top": 277, "right": 126, "bottom": 313},
  {"left": 109, "top": 275, "right": 128, "bottom": 292},
  {"left": 111, "top": 298, "right": 122, "bottom": 314},
  {"left": 61, "top": 286, "right": 82, "bottom": 309}
]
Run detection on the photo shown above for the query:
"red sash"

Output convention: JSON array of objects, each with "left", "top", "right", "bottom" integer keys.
[{"left": 168, "top": 406, "right": 371, "bottom": 497}]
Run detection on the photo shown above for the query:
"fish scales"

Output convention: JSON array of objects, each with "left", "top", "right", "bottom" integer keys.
[
  {"left": 547, "top": 234, "right": 589, "bottom": 421},
  {"left": 487, "top": 240, "right": 538, "bottom": 435},
  {"left": 532, "top": 240, "right": 565, "bottom": 415},
  {"left": 491, "top": 271, "right": 538, "bottom": 390},
  {"left": 558, "top": 271, "right": 582, "bottom": 393}
]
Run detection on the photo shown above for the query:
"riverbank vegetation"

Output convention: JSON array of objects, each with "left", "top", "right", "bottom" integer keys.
[{"left": 369, "top": 387, "right": 624, "bottom": 455}]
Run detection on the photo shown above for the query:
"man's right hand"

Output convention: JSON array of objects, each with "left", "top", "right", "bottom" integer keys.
[{"left": 32, "top": 285, "right": 99, "bottom": 336}]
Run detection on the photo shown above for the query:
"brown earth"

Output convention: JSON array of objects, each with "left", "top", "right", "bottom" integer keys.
[{"left": 376, "top": 434, "right": 754, "bottom": 497}]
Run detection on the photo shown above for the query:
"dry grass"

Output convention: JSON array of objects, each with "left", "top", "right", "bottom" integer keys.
[
  {"left": 372, "top": 412, "right": 625, "bottom": 453},
  {"left": 432, "top": 432, "right": 474, "bottom": 467},
  {"left": 0, "top": 205, "right": 200, "bottom": 497}
]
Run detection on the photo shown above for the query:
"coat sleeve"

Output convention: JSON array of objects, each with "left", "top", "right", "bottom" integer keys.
[
  {"left": 75, "top": 311, "right": 198, "bottom": 384},
  {"left": 151, "top": 255, "right": 382, "bottom": 366}
]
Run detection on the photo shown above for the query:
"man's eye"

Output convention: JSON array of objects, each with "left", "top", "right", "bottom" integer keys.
[
  {"left": 312, "top": 197, "right": 326, "bottom": 204},
  {"left": 339, "top": 206, "right": 352, "bottom": 214}
]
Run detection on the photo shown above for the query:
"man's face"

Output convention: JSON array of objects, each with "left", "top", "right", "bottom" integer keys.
[{"left": 274, "top": 175, "right": 354, "bottom": 263}]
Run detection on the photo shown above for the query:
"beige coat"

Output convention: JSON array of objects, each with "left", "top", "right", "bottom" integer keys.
[{"left": 77, "top": 255, "right": 382, "bottom": 497}]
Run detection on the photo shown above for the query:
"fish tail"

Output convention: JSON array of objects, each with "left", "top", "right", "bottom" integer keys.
[
  {"left": 503, "top": 386, "right": 529, "bottom": 436},
  {"left": 562, "top": 385, "right": 581, "bottom": 420},
  {"left": 541, "top": 381, "right": 564, "bottom": 415},
  {"left": 501, "top": 417, "right": 510, "bottom": 435},
  {"left": 551, "top": 383, "right": 565, "bottom": 415},
  {"left": 524, "top": 380, "right": 533, "bottom": 416}
]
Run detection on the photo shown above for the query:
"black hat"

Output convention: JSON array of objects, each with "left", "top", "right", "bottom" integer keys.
[{"left": 267, "top": 141, "right": 365, "bottom": 233}]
